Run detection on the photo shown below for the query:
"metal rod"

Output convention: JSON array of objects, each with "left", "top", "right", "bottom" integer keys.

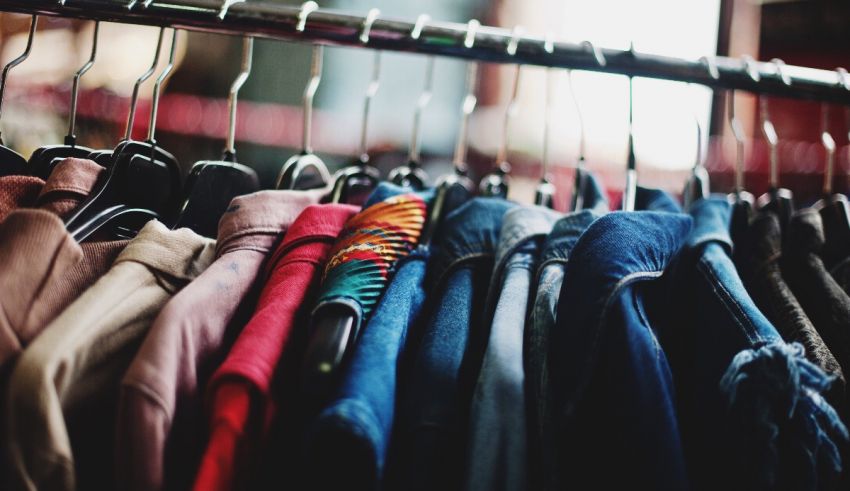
[{"left": 7, "top": 1, "right": 850, "bottom": 104}]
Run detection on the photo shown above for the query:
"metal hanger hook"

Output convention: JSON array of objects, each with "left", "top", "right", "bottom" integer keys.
[
  {"left": 581, "top": 40, "right": 606, "bottom": 67},
  {"left": 452, "top": 19, "right": 480, "bottom": 171},
  {"left": 218, "top": 0, "right": 245, "bottom": 20},
  {"left": 124, "top": 26, "right": 165, "bottom": 141},
  {"left": 225, "top": 36, "right": 253, "bottom": 159},
  {"left": 699, "top": 56, "right": 719, "bottom": 80},
  {"left": 541, "top": 32, "right": 554, "bottom": 179},
  {"left": 408, "top": 14, "right": 434, "bottom": 165},
  {"left": 836, "top": 67, "right": 850, "bottom": 91},
  {"left": 495, "top": 26, "right": 524, "bottom": 166},
  {"left": 67, "top": 21, "right": 100, "bottom": 145},
  {"left": 728, "top": 89, "right": 746, "bottom": 195},
  {"left": 821, "top": 103, "right": 836, "bottom": 195},
  {"left": 296, "top": 1, "right": 322, "bottom": 153},
  {"left": 760, "top": 58, "right": 787, "bottom": 188},
  {"left": 741, "top": 54, "right": 761, "bottom": 83},
  {"left": 296, "top": 1, "right": 319, "bottom": 32},
  {"left": 358, "top": 8, "right": 382, "bottom": 163},
  {"left": 147, "top": 28, "right": 179, "bottom": 144},
  {"left": 0, "top": 14, "right": 37, "bottom": 132}
]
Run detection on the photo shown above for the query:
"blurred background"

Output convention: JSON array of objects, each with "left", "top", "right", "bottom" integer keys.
[{"left": 0, "top": 0, "right": 848, "bottom": 208}]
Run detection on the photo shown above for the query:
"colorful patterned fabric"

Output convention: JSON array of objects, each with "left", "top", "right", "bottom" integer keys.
[{"left": 316, "top": 193, "right": 427, "bottom": 323}]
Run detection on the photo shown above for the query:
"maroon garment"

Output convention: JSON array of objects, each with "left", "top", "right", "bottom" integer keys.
[
  {"left": 116, "top": 189, "right": 325, "bottom": 491},
  {"left": 0, "top": 175, "right": 43, "bottom": 222},
  {"left": 194, "top": 203, "right": 359, "bottom": 491}
]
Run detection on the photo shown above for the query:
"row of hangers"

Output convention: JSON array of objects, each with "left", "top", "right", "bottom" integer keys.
[{"left": 1, "top": 1, "right": 850, "bottom": 393}]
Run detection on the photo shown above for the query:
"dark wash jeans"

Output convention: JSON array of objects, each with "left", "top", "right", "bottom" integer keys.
[
  {"left": 388, "top": 198, "right": 516, "bottom": 491},
  {"left": 549, "top": 210, "right": 692, "bottom": 490},
  {"left": 660, "top": 198, "right": 847, "bottom": 491}
]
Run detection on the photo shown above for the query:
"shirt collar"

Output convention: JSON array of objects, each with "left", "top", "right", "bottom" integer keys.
[
  {"left": 634, "top": 186, "right": 682, "bottom": 213},
  {"left": 541, "top": 209, "right": 603, "bottom": 264},
  {"left": 215, "top": 188, "right": 325, "bottom": 257},
  {"left": 266, "top": 203, "right": 360, "bottom": 268},
  {"left": 684, "top": 197, "right": 733, "bottom": 254},
  {"left": 495, "top": 205, "right": 563, "bottom": 267},
  {"left": 786, "top": 208, "right": 825, "bottom": 256},
  {"left": 37, "top": 158, "right": 103, "bottom": 204},
  {"left": 114, "top": 220, "right": 216, "bottom": 282},
  {"left": 748, "top": 210, "right": 783, "bottom": 269}
]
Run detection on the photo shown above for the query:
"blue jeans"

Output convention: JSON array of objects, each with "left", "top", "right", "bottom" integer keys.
[
  {"left": 465, "top": 206, "right": 561, "bottom": 491},
  {"left": 549, "top": 210, "right": 692, "bottom": 490},
  {"left": 660, "top": 197, "right": 847, "bottom": 491},
  {"left": 636, "top": 185, "right": 682, "bottom": 213},
  {"left": 389, "top": 197, "right": 516, "bottom": 491}
]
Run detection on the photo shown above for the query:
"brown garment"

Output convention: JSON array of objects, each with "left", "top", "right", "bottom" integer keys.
[
  {"left": 0, "top": 158, "right": 103, "bottom": 222},
  {"left": 5, "top": 220, "right": 216, "bottom": 491},
  {"left": 116, "top": 189, "right": 324, "bottom": 491},
  {"left": 0, "top": 175, "right": 44, "bottom": 222}
]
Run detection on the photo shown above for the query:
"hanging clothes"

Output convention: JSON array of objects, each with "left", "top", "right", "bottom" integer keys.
[
  {"left": 115, "top": 188, "right": 325, "bottom": 491},
  {"left": 193, "top": 203, "right": 358, "bottom": 491},
  {"left": 525, "top": 170, "right": 609, "bottom": 491},
  {"left": 302, "top": 183, "right": 431, "bottom": 491},
  {"left": 5, "top": 221, "right": 215, "bottom": 491},
  {"left": 389, "top": 198, "right": 516, "bottom": 491},
  {"left": 0, "top": 158, "right": 120, "bottom": 372},
  {"left": 548, "top": 210, "right": 692, "bottom": 490}
]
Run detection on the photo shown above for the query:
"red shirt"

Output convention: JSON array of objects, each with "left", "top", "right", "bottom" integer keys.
[{"left": 193, "top": 204, "right": 358, "bottom": 491}]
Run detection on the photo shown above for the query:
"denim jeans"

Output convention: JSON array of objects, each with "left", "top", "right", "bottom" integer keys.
[
  {"left": 388, "top": 197, "right": 516, "bottom": 491},
  {"left": 549, "top": 210, "right": 692, "bottom": 490},
  {"left": 660, "top": 198, "right": 847, "bottom": 491},
  {"left": 525, "top": 170, "right": 608, "bottom": 491},
  {"left": 464, "top": 206, "right": 561, "bottom": 491}
]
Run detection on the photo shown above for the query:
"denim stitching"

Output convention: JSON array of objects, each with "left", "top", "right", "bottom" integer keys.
[{"left": 696, "top": 256, "right": 762, "bottom": 345}]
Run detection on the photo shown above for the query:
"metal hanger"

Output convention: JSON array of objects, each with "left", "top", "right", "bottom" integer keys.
[
  {"left": 172, "top": 34, "right": 260, "bottom": 237},
  {"left": 0, "top": 15, "right": 37, "bottom": 176},
  {"left": 570, "top": 41, "right": 602, "bottom": 211},
  {"left": 682, "top": 56, "right": 717, "bottom": 209},
  {"left": 755, "top": 58, "right": 794, "bottom": 231},
  {"left": 87, "top": 26, "right": 166, "bottom": 168},
  {"left": 328, "top": 7, "right": 382, "bottom": 205},
  {"left": 64, "top": 28, "right": 183, "bottom": 241},
  {"left": 480, "top": 26, "right": 524, "bottom": 199},
  {"left": 621, "top": 44, "right": 638, "bottom": 211},
  {"left": 727, "top": 56, "right": 757, "bottom": 207},
  {"left": 29, "top": 21, "right": 101, "bottom": 179},
  {"left": 275, "top": 1, "right": 331, "bottom": 191},
  {"left": 534, "top": 34, "right": 556, "bottom": 208},
  {"left": 419, "top": 19, "right": 479, "bottom": 247},
  {"left": 388, "top": 14, "right": 432, "bottom": 190},
  {"left": 813, "top": 81, "right": 850, "bottom": 268}
]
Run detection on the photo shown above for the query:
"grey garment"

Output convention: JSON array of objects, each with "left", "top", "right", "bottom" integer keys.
[
  {"left": 525, "top": 209, "right": 603, "bottom": 491},
  {"left": 465, "top": 206, "right": 561, "bottom": 491}
]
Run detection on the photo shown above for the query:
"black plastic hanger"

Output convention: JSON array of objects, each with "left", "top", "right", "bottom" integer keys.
[
  {"left": 682, "top": 57, "right": 717, "bottom": 209},
  {"left": 570, "top": 41, "right": 605, "bottom": 211},
  {"left": 0, "top": 15, "right": 37, "bottom": 177},
  {"left": 480, "top": 26, "right": 524, "bottom": 199},
  {"left": 388, "top": 15, "right": 432, "bottom": 190},
  {"left": 64, "top": 29, "right": 183, "bottom": 241},
  {"left": 173, "top": 36, "right": 259, "bottom": 238},
  {"left": 87, "top": 26, "right": 166, "bottom": 169},
  {"left": 327, "top": 8, "right": 383, "bottom": 206},
  {"left": 756, "top": 59, "right": 794, "bottom": 232},
  {"left": 29, "top": 21, "right": 101, "bottom": 180},
  {"left": 276, "top": 1, "right": 331, "bottom": 191},
  {"left": 535, "top": 36, "right": 557, "bottom": 209},
  {"left": 813, "top": 97, "right": 850, "bottom": 269}
]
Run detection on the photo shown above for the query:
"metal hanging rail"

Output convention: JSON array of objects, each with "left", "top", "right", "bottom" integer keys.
[{"left": 2, "top": 0, "right": 850, "bottom": 104}]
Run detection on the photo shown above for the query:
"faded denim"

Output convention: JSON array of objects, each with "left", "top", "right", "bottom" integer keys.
[
  {"left": 464, "top": 206, "right": 561, "bottom": 491},
  {"left": 525, "top": 170, "right": 608, "bottom": 491},
  {"left": 548, "top": 210, "right": 692, "bottom": 490},
  {"left": 388, "top": 198, "right": 516, "bottom": 491},
  {"left": 635, "top": 185, "right": 682, "bottom": 213},
  {"left": 660, "top": 198, "right": 847, "bottom": 491}
]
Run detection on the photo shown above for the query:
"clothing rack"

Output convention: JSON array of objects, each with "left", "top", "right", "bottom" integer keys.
[{"left": 1, "top": 0, "right": 850, "bottom": 106}]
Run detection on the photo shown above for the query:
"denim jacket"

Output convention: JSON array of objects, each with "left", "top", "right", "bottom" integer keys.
[
  {"left": 464, "top": 205, "right": 561, "bottom": 491},
  {"left": 389, "top": 198, "right": 516, "bottom": 491},
  {"left": 549, "top": 210, "right": 692, "bottom": 490},
  {"left": 661, "top": 198, "right": 847, "bottom": 491}
]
